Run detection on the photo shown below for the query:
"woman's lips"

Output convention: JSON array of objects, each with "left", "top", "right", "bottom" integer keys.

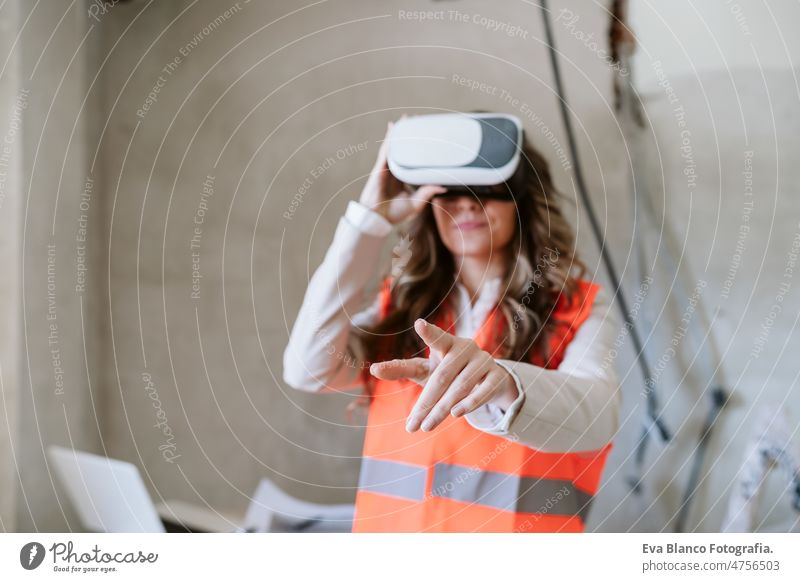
[{"left": 455, "top": 220, "right": 488, "bottom": 231}]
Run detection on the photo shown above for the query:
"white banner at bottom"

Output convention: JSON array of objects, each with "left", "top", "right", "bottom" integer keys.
[{"left": 1, "top": 533, "right": 798, "bottom": 581}]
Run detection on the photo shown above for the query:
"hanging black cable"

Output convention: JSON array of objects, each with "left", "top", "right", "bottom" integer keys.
[{"left": 538, "top": 0, "right": 671, "bottom": 455}]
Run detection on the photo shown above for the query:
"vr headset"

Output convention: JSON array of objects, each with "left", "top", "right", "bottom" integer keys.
[{"left": 387, "top": 112, "right": 525, "bottom": 201}]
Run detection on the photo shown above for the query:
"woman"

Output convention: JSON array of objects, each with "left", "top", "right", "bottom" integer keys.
[{"left": 283, "top": 115, "right": 621, "bottom": 532}]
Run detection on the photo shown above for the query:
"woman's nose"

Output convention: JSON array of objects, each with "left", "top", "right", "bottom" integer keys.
[{"left": 454, "top": 194, "right": 480, "bottom": 209}]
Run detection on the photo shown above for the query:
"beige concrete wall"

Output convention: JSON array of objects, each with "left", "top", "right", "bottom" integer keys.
[
  {"left": 631, "top": 69, "right": 800, "bottom": 532},
  {"left": 10, "top": 0, "right": 106, "bottom": 531},
  {"left": 0, "top": 0, "right": 21, "bottom": 533},
  {"left": 94, "top": 0, "right": 631, "bottom": 524},
  {"left": 631, "top": 0, "right": 800, "bottom": 89},
  {"left": 623, "top": 2, "right": 800, "bottom": 532}
]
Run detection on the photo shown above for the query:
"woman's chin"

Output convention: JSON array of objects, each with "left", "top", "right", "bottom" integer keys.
[{"left": 447, "top": 240, "right": 496, "bottom": 258}]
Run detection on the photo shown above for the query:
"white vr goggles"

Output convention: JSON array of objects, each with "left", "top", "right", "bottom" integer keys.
[{"left": 387, "top": 112, "right": 524, "bottom": 200}]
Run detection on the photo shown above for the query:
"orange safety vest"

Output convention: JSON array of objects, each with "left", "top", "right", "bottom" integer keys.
[{"left": 352, "top": 277, "right": 613, "bottom": 532}]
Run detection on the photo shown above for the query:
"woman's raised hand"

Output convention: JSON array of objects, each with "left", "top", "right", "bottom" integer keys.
[
  {"left": 358, "top": 117, "right": 447, "bottom": 225},
  {"left": 368, "top": 319, "right": 519, "bottom": 433}
]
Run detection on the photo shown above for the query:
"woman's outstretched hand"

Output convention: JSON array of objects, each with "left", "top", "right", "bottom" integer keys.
[
  {"left": 359, "top": 116, "right": 447, "bottom": 225},
  {"left": 369, "top": 319, "right": 519, "bottom": 432}
]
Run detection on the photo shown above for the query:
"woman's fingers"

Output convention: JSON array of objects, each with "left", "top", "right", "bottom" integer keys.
[
  {"left": 414, "top": 318, "right": 455, "bottom": 354},
  {"left": 373, "top": 319, "right": 506, "bottom": 432},
  {"left": 410, "top": 184, "right": 447, "bottom": 211},
  {"left": 386, "top": 184, "right": 444, "bottom": 225},
  {"left": 450, "top": 370, "right": 503, "bottom": 416},
  {"left": 406, "top": 345, "right": 470, "bottom": 432},
  {"left": 369, "top": 357, "right": 430, "bottom": 383},
  {"left": 418, "top": 360, "right": 488, "bottom": 432}
]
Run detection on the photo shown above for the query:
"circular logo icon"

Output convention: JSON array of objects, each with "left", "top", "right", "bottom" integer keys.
[{"left": 20, "top": 542, "right": 46, "bottom": 570}]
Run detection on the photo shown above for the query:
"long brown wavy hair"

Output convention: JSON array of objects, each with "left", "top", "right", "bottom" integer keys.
[{"left": 347, "top": 127, "right": 587, "bottom": 411}]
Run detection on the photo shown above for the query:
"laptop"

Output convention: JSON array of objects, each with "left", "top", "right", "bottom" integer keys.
[
  {"left": 48, "top": 446, "right": 167, "bottom": 533},
  {"left": 48, "top": 446, "right": 354, "bottom": 533}
]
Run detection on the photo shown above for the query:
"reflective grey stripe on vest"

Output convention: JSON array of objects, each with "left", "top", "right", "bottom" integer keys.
[
  {"left": 357, "top": 457, "right": 427, "bottom": 501},
  {"left": 358, "top": 457, "right": 594, "bottom": 520},
  {"left": 431, "top": 463, "right": 594, "bottom": 521}
]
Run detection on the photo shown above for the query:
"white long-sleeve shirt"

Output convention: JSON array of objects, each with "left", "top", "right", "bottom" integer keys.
[{"left": 283, "top": 201, "right": 621, "bottom": 452}]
